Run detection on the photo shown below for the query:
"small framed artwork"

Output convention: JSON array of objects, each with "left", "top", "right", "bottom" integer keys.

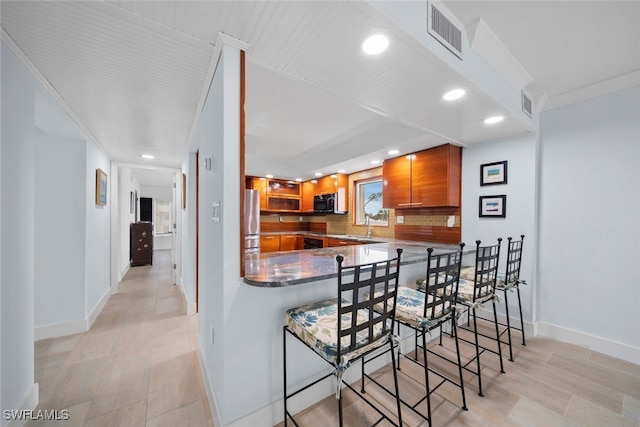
[
  {"left": 182, "top": 173, "right": 187, "bottom": 209},
  {"left": 95, "top": 168, "right": 108, "bottom": 206},
  {"left": 480, "top": 160, "right": 508, "bottom": 186},
  {"left": 130, "top": 191, "right": 135, "bottom": 214},
  {"left": 479, "top": 195, "right": 506, "bottom": 218}
]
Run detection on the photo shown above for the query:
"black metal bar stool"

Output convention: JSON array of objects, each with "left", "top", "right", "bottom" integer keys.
[
  {"left": 497, "top": 235, "right": 527, "bottom": 361},
  {"left": 365, "top": 244, "right": 467, "bottom": 427},
  {"left": 455, "top": 239, "right": 504, "bottom": 397},
  {"left": 283, "top": 249, "right": 404, "bottom": 426}
]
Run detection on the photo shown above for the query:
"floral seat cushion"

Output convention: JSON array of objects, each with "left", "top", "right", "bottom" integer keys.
[
  {"left": 285, "top": 298, "right": 389, "bottom": 366},
  {"left": 457, "top": 278, "right": 494, "bottom": 305},
  {"left": 461, "top": 267, "right": 523, "bottom": 290},
  {"left": 415, "top": 273, "right": 455, "bottom": 292},
  {"left": 393, "top": 287, "right": 449, "bottom": 328}
]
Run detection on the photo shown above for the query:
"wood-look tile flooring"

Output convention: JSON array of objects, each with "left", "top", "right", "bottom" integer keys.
[
  {"left": 279, "top": 322, "right": 640, "bottom": 427},
  {"left": 30, "top": 250, "right": 213, "bottom": 427}
]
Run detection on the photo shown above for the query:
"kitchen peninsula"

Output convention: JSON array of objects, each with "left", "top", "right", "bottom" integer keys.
[{"left": 244, "top": 238, "right": 469, "bottom": 287}]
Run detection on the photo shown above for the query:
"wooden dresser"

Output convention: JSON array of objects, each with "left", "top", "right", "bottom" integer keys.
[{"left": 130, "top": 222, "right": 153, "bottom": 266}]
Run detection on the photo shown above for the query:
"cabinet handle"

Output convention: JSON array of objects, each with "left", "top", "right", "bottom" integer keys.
[{"left": 397, "top": 202, "right": 423, "bottom": 206}]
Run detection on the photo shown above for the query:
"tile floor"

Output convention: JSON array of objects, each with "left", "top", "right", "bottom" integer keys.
[
  {"left": 31, "top": 250, "right": 213, "bottom": 426},
  {"left": 30, "top": 249, "right": 640, "bottom": 426},
  {"left": 278, "top": 321, "right": 640, "bottom": 427}
]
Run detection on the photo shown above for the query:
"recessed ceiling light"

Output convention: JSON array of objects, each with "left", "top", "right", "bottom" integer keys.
[
  {"left": 330, "top": 174, "right": 337, "bottom": 178},
  {"left": 140, "top": 154, "right": 154, "bottom": 159},
  {"left": 314, "top": 172, "right": 323, "bottom": 177},
  {"left": 484, "top": 115, "right": 505, "bottom": 125},
  {"left": 370, "top": 160, "right": 381, "bottom": 165},
  {"left": 265, "top": 174, "right": 274, "bottom": 178},
  {"left": 337, "top": 169, "right": 346, "bottom": 173},
  {"left": 362, "top": 34, "right": 389, "bottom": 55},
  {"left": 443, "top": 89, "right": 466, "bottom": 101},
  {"left": 295, "top": 178, "right": 302, "bottom": 182},
  {"left": 388, "top": 149, "right": 400, "bottom": 155}
]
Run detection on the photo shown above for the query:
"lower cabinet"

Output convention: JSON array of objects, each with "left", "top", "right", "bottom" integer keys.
[
  {"left": 327, "top": 238, "right": 364, "bottom": 247},
  {"left": 260, "top": 235, "right": 280, "bottom": 253},
  {"left": 131, "top": 222, "right": 153, "bottom": 266},
  {"left": 279, "top": 234, "right": 298, "bottom": 251}
]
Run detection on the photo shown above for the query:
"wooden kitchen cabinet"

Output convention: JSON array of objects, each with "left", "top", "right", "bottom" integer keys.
[
  {"left": 279, "top": 234, "right": 298, "bottom": 251},
  {"left": 382, "top": 155, "right": 412, "bottom": 208},
  {"left": 327, "top": 237, "right": 364, "bottom": 247},
  {"left": 301, "top": 181, "right": 316, "bottom": 212},
  {"left": 249, "top": 177, "right": 268, "bottom": 210},
  {"left": 413, "top": 144, "right": 461, "bottom": 207},
  {"left": 260, "top": 235, "right": 280, "bottom": 253},
  {"left": 266, "top": 179, "right": 301, "bottom": 212},
  {"left": 314, "top": 173, "right": 349, "bottom": 212},
  {"left": 383, "top": 144, "right": 461, "bottom": 208}
]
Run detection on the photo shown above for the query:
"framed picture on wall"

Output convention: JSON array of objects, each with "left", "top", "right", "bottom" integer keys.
[
  {"left": 95, "top": 168, "right": 107, "bottom": 206},
  {"left": 182, "top": 173, "right": 187, "bottom": 209},
  {"left": 130, "top": 191, "right": 135, "bottom": 214},
  {"left": 480, "top": 160, "right": 508, "bottom": 186},
  {"left": 479, "top": 195, "right": 506, "bottom": 218}
]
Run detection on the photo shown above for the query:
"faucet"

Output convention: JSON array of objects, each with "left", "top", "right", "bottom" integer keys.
[{"left": 365, "top": 216, "right": 372, "bottom": 238}]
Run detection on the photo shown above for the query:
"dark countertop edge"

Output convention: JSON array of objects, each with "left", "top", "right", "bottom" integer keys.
[
  {"left": 243, "top": 261, "right": 420, "bottom": 288},
  {"left": 242, "top": 250, "right": 462, "bottom": 288}
]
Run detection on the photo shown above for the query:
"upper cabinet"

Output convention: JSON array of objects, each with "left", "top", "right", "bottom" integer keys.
[
  {"left": 248, "top": 177, "right": 301, "bottom": 212},
  {"left": 316, "top": 173, "right": 349, "bottom": 212},
  {"left": 383, "top": 144, "right": 461, "bottom": 208},
  {"left": 301, "top": 181, "right": 316, "bottom": 213}
]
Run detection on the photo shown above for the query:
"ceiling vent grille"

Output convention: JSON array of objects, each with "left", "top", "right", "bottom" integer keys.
[
  {"left": 427, "top": 1, "right": 463, "bottom": 59},
  {"left": 522, "top": 91, "right": 533, "bottom": 117}
]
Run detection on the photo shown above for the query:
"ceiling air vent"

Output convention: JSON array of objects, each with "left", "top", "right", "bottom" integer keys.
[
  {"left": 427, "top": 1, "right": 463, "bottom": 59},
  {"left": 522, "top": 91, "right": 533, "bottom": 118}
]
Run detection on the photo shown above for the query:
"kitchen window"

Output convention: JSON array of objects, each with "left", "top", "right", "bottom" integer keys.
[{"left": 355, "top": 178, "right": 388, "bottom": 226}]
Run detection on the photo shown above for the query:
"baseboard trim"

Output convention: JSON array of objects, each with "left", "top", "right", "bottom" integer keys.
[
  {"left": 537, "top": 321, "right": 640, "bottom": 365},
  {"left": 34, "top": 288, "right": 111, "bottom": 341},
  {"left": 6, "top": 383, "right": 39, "bottom": 427},
  {"left": 197, "top": 348, "right": 224, "bottom": 427},
  {"left": 87, "top": 288, "right": 111, "bottom": 329}
]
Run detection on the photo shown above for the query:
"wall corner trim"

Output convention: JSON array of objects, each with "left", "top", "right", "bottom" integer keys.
[{"left": 6, "top": 383, "right": 39, "bottom": 427}]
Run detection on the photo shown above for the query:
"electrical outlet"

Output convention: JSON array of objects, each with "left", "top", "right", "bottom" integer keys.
[
  {"left": 397, "top": 215, "right": 404, "bottom": 224},
  {"left": 279, "top": 216, "right": 283, "bottom": 222}
]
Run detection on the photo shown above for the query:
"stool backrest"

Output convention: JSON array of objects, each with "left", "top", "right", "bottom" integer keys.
[
  {"left": 505, "top": 235, "right": 525, "bottom": 284},
  {"left": 471, "top": 239, "right": 502, "bottom": 302},
  {"left": 336, "top": 248, "right": 403, "bottom": 357},
  {"left": 423, "top": 244, "right": 465, "bottom": 322}
]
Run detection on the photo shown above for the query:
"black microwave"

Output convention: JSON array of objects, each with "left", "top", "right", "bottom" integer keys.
[{"left": 314, "top": 193, "right": 343, "bottom": 214}]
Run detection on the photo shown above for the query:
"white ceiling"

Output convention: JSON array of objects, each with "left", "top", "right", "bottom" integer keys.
[{"left": 2, "top": 1, "right": 638, "bottom": 184}]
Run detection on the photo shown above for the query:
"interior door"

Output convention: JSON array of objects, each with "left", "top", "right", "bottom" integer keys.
[{"left": 172, "top": 173, "right": 178, "bottom": 285}]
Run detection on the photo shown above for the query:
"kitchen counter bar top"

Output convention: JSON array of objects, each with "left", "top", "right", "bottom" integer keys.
[{"left": 244, "top": 240, "right": 467, "bottom": 287}]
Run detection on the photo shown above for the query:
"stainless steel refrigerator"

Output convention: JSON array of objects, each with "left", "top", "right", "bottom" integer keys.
[{"left": 245, "top": 189, "right": 260, "bottom": 253}]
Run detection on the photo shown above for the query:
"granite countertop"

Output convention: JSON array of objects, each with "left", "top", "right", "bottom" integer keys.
[{"left": 244, "top": 239, "right": 468, "bottom": 287}]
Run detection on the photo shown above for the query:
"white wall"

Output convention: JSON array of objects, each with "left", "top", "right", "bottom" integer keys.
[
  {"left": 461, "top": 133, "right": 538, "bottom": 326},
  {"left": 180, "top": 154, "right": 197, "bottom": 311},
  {"left": 117, "top": 167, "right": 140, "bottom": 280},
  {"left": 1, "top": 42, "right": 37, "bottom": 424},
  {"left": 34, "top": 131, "right": 86, "bottom": 327},
  {"left": 537, "top": 87, "right": 640, "bottom": 363},
  {"left": 85, "top": 142, "right": 111, "bottom": 319}
]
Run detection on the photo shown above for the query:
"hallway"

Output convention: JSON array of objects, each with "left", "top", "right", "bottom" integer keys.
[{"left": 30, "top": 250, "right": 213, "bottom": 426}]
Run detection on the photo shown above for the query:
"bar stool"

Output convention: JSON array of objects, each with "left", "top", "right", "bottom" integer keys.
[
  {"left": 460, "top": 235, "right": 527, "bottom": 362},
  {"left": 366, "top": 245, "right": 467, "bottom": 426},
  {"left": 456, "top": 239, "right": 504, "bottom": 397},
  {"left": 497, "top": 235, "right": 527, "bottom": 361},
  {"left": 283, "top": 249, "right": 404, "bottom": 426}
]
